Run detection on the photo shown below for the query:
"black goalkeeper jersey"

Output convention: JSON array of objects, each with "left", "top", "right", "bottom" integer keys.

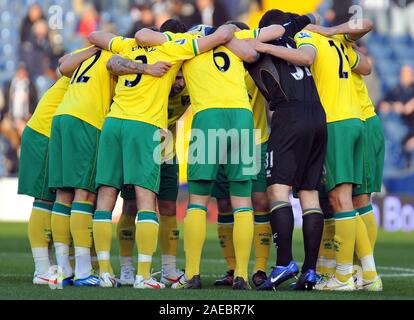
[{"left": 246, "top": 15, "right": 322, "bottom": 111}]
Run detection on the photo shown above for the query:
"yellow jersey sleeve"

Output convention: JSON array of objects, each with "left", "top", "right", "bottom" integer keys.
[
  {"left": 109, "top": 36, "right": 137, "bottom": 54},
  {"left": 295, "top": 31, "right": 319, "bottom": 52},
  {"left": 235, "top": 29, "right": 260, "bottom": 40},
  {"left": 157, "top": 37, "right": 199, "bottom": 63}
]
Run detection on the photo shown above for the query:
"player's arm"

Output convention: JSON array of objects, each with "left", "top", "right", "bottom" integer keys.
[
  {"left": 351, "top": 47, "right": 372, "bottom": 76},
  {"left": 88, "top": 31, "right": 118, "bottom": 50},
  {"left": 256, "top": 25, "right": 285, "bottom": 42},
  {"left": 306, "top": 18, "right": 373, "bottom": 41},
  {"left": 58, "top": 46, "right": 100, "bottom": 77},
  {"left": 225, "top": 38, "right": 260, "bottom": 63},
  {"left": 250, "top": 39, "right": 316, "bottom": 66},
  {"left": 196, "top": 24, "right": 237, "bottom": 54},
  {"left": 106, "top": 55, "right": 172, "bottom": 77},
  {"left": 135, "top": 28, "right": 169, "bottom": 46},
  {"left": 135, "top": 24, "right": 236, "bottom": 53}
]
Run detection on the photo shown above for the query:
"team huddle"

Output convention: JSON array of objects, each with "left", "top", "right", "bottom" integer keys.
[{"left": 18, "top": 8, "right": 384, "bottom": 292}]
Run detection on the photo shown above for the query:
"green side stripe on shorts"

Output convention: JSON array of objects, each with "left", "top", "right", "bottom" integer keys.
[
  {"left": 233, "top": 207, "right": 253, "bottom": 215},
  {"left": 218, "top": 214, "right": 234, "bottom": 224},
  {"left": 93, "top": 210, "right": 112, "bottom": 221},
  {"left": 357, "top": 205, "right": 373, "bottom": 216},
  {"left": 335, "top": 211, "right": 357, "bottom": 220},
  {"left": 33, "top": 201, "right": 53, "bottom": 212},
  {"left": 188, "top": 204, "right": 207, "bottom": 212},
  {"left": 71, "top": 202, "right": 94, "bottom": 214},
  {"left": 254, "top": 214, "right": 270, "bottom": 224},
  {"left": 52, "top": 202, "right": 71, "bottom": 216},
  {"left": 137, "top": 212, "right": 159, "bottom": 224}
]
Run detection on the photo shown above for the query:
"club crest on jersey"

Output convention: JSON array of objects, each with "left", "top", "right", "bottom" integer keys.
[
  {"left": 174, "top": 39, "right": 186, "bottom": 45},
  {"left": 297, "top": 32, "right": 311, "bottom": 39}
]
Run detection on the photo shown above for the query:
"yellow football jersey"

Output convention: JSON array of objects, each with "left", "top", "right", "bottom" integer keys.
[
  {"left": 181, "top": 29, "right": 257, "bottom": 115},
  {"left": 245, "top": 74, "right": 269, "bottom": 144},
  {"left": 107, "top": 36, "right": 198, "bottom": 129},
  {"left": 294, "top": 31, "right": 362, "bottom": 123},
  {"left": 335, "top": 35, "right": 376, "bottom": 121},
  {"left": 26, "top": 76, "right": 70, "bottom": 137},
  {"left": 163, "top": 87, "right": 191, "bottom": 161},
  {"left": 54, "top": 49, "right": 116, "bottom": 129}
]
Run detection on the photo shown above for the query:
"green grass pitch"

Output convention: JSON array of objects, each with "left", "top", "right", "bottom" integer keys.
[{"left": 1, "top": 223, "right": 413, "bottom": 300}]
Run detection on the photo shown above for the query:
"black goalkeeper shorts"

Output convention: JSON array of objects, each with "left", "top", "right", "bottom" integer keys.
[{"left": 266, "top": 101, "right": 327, "bottom": 192}]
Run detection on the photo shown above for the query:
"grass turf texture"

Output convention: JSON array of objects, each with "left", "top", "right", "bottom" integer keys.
[{"left": 0, "top": 223, "right": 413, "bottom": 300}]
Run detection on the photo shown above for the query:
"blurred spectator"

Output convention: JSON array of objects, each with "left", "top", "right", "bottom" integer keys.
[
  {"left": 3, "top": 64, "right": 37, "bottom": 133},
  {"left": 126, "top": 4, "right": 156, "bottom": 38},
  {"left": 170, "top": 0, "right": 201, "bottom": 28},
  {"left": 0, "top": 119, "right": 20, "bottom": 177},
  {"left": 77, "top": 3, "right": 99, "bottom": 38},
  {"left": 379, "top": 100, "right": 409, "bottom": 174},
  {"left": 196, "top": 0, "right": 232, "bottom": 27},
  {"left": 380, "top": 65, "right": 414, "bottom": 170},
  {"left": 324, "top": 0, "right": 353, "bottom": 26},
  {"left": 19, "top": 4, "right": 46, "bottom": 44}
]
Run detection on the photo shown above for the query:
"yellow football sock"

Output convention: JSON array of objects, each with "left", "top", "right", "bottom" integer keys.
[
  {"left": 159, "top": 215, "right": 179, "bottom": 257},
  {"left": 117, "top": 213, "right": 136, "bottom": 258},
  {"left": 70, "top": 201, "right": 94, "bottom": 248},
  {"left": 184, "top": 204, "right": 207, "bottom": 279},
  {"left": 253, "top": 211, "right": 271, "bottom": 273},
  {"left": 355, "top": 215, "right": 377, "bottom": 281},
  {"left": 93, "top": 210, "right": 113, "bottom": 275},
  {"left": 233, "top": 208, "right": 254, "bottom": 280},
  {"left": 90, "top": 240, "right": 99, "bottom": 271},
  {"left": 135, "top": 211, "right": 159, "bottom": 279},
  {"left": 28, "top": 202, "right": 53, "bottom": 275},
  {"left": 334, "top": 211, "right": 357, "bottom": 282},
  {"left": 28, "top": 202, "right": 53, "bottom": 248},
  {"left": 51, "top": 202, "right": 72, "bottom": 245},
  {"left": 317, "top": 218, "right": 336, "bottom": 275},
  {"left": 217, "top": 212, "right": 236, "bottom": 271},
  {"left": 357, "top": 205, "right": 378, "bottom": 250}
]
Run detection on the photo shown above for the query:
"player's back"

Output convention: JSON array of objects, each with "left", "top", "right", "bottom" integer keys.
[
  {"left": 108, "top": 37, "right": 196, "bottom": 129},
  {"left": 182, "top": 44, "right": 251, "bottom": 115},
  {"left": 294, "top": 31, "right": 362, "bottom": 123},
  {"left": 54, "top": 49, "right": 116, "bottom": 129},
  {"left": 27, "top": 76, "right": 70, "bottom": 137}
]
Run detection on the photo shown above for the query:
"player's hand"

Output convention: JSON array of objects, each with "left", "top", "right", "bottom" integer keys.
[
  {"left": 247, "top": 39, "right": 267, "bottom": 54},
  {"left": 88, "top": 45, "right": 100, "bottom": 54},
  {"left": 145, "top": 61, "right": 172, "bottom": 77},
  {"left": 215, "top": 24, "right": 237, "bottom": 43}
]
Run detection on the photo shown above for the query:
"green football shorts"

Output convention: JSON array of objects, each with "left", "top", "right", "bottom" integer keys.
[
  {"left": 121, "top": 157, "right": 179, "bottom": 201},
  {"left": 211, "top": 142, "right": 267, "bottom": 199},
  {"left": 18, "top": 126, "right": 55, "bottom": 201},
  {"left": 353, "top": 115, "right": 385, "bottom": 196},
  {"left": 48, "top": 115, "right": 100, "bottom": 193},
  {"left": 96, "top": 117, "right": 161, "bottom": 193},
  {"left": 323, "top": 118, "right": 364, "bottom": 193},
  {"left": 187, "top": 108, "right": 256, "bottom": 183}
]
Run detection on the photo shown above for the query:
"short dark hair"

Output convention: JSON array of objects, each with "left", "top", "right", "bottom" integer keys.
[
  {"left": 259, "top": 9, "right": 297, "bottom": 28},
  {"left": 160, "top": 19, "right": 187, "bottom": 33},
  {"left": 225, "top": 20, "right": 249, "bottom": 30}
]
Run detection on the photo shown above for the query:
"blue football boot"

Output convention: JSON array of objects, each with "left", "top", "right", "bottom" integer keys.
[
  {"left": 74, "top": 274, "right": 100, "bottom": 287},
  {"left": 257, "top": 260, "right": 299, "bottom": 291},
  {"left": 293, "top": 269, "right": 317, "bottom": 291}
]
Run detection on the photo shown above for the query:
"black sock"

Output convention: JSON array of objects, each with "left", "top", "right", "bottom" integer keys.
[
  {"left": 301, "top": 209, "right": 324, "bottom": 272},
  {"left": 269, "top": 202, "right": 294, "bottom": 266}
]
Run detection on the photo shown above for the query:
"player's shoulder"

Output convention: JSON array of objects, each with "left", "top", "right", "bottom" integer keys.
[{"left": 295, "top": 30, "right": 315, "bottom": 40}]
